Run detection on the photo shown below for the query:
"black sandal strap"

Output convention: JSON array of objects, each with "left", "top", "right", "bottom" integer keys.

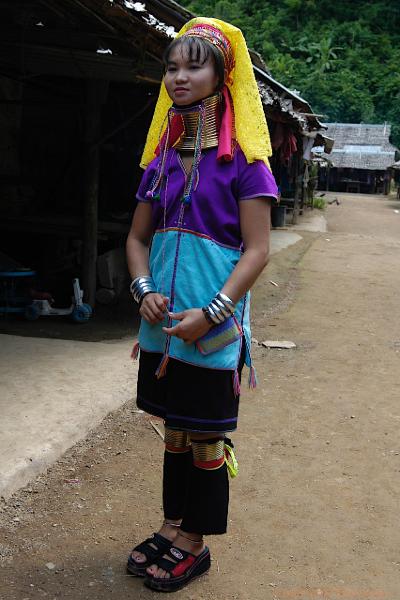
[
  {"left": 153, "top": 557, "right": 178, "bottom": 573},
  {"left": 152, "top": 546, "right": 192, "bottom": 574},
  {"left": 131, "top": 533, "right": 171, "bottom": 563}
]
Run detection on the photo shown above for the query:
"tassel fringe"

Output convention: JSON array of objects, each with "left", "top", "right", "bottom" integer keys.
[
  {"left": 155, "top": 353, "right": 169, "bottom": 379},
  {"left": 248, "top": 365, "right": 258, "bottom": 389},
  {"left": 131, "top": 341, "right": 140, "bottom": 360},
  {"left": 233, "top": 370, "right": 241, "bottom": 396},
  {"left": 224, "top": 443, "right": 239, "bottom": 478}
]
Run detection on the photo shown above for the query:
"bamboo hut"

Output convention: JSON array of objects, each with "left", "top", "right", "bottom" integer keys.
[{"left": 318, "top": 123, "right": 398, "bottom": 195}]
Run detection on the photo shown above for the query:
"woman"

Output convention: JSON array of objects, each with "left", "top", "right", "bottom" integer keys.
[{"left": 126, "top": 17, "right": 278, "bottom": 592}]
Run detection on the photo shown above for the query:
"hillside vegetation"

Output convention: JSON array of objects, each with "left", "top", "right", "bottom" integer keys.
[{"left": 182, "top": 0, "right": 400, "bottom": 147}]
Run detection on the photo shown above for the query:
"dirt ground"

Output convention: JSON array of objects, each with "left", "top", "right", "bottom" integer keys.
[{"left": 1, "top": 192, "right": 400, "bottom": 600}]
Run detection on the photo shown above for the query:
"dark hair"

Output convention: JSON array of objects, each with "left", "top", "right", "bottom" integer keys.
[{"left": 163, "top": 36, "right": 225, "bottom": 91}]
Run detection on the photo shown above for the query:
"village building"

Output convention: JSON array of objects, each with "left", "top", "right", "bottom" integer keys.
[
  {"left": 0, "top": 0, "right": 328, "bottom": 310},
  {"left": 317, "top": 122, "right": 399, "bottom": 195},
  {"left": 255, "top": 65, "right": 333, "bottom": 224}
]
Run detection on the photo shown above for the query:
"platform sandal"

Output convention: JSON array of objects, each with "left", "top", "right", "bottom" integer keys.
[
  {"left": 127, "top": 532, "right": 175, "bottom": 577},
  {"left": 144, "top": 539, "right": 211, "bottom": 592}
]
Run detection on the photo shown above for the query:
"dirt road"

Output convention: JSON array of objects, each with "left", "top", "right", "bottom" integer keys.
[{"left": 1, "top": 193, "right": 399, "bottom": 600}]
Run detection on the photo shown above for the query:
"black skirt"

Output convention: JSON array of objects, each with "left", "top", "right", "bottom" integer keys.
[{"left": 136, "top": 349, "right": 245, "bottom": 433}]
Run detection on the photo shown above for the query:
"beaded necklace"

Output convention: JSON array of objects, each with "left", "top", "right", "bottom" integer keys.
[{"left": 145, "top": 95, "right": 221, "bottom": 207}]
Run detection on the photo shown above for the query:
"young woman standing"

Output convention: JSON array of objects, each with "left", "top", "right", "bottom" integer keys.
[{"left": 126, "top": 17, "right": 278, "bottom": 592}]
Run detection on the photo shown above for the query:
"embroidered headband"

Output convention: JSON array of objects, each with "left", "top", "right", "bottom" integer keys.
[{"left": 182, "top": 23, "right": 235, "bottom": 77}]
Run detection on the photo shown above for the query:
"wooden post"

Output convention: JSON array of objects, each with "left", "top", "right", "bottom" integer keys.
[
  {"left": 292, "top": 152, "right": 302, "bottom": 225},
  {"left": 82, "top": 79, "right": 108, "bottom": 307},
  {"left": 326, "top": 165, "right": 330, "bottom": 191}
]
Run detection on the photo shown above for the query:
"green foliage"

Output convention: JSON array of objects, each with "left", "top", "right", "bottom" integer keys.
[
  {"left": 181, "top": 0, "right": 400, "bottom": 147},
  {"left": 312, "top": 197, "right": 326, "bottom": 210}
]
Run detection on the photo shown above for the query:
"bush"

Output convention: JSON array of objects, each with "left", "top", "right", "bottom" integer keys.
[{"left": 312, "top": 197, "right": 326, "bottom": 210}]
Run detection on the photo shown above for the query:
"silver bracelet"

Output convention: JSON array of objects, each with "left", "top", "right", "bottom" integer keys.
[
  {"left": 130, "top": 276, "right": 156, "bottom": 305},
  {"left": 203, "top": 292, "right": 236, "bottom": 325}
]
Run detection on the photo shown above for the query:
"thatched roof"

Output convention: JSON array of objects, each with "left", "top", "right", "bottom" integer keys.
[{"left": 322, "top": 123, "right": 398, "bottom": 170}]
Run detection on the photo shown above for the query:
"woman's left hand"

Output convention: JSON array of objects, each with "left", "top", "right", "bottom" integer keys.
[{"left": 162, "top": 308, "right": 211, "bottom": 344}]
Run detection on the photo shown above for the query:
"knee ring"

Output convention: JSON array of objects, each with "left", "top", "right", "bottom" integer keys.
[
  {"left": 190, "top": 436, "right": 226, "bottom": 470},
  {"left": 164, "top": 428, "right": 191, "bottom": 453}
]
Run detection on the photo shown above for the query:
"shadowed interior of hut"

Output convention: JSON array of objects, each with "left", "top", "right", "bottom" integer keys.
[
  {"left": 1, "top": 74, "right": 156, "bottom": 302},
  {"left": 0, "top": 0, "right": 171, "bottom": 335}
]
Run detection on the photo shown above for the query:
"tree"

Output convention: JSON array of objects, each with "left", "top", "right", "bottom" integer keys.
[{"left": 182, "top": 0, "right": 400, "bottom": 146}]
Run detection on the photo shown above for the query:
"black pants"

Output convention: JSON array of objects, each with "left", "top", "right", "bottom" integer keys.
[
  {"left": 138, "top": 348, "right": 245, "bottom": 535},
  {"left": 162, "top": 445, "right": 229, "bottom": 535}
]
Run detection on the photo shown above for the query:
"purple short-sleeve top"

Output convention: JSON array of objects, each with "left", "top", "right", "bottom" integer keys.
[{"left": 137, "top": 145, "right": 278, "bottom": 249}]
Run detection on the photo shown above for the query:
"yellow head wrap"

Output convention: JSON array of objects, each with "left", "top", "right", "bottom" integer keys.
[{"left": 140, "top": 17, "right": 272, "bottom": 169}]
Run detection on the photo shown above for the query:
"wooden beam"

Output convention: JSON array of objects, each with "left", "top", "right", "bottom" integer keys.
[
  {"left": 95, "top": 95, "right": 155, "bottom": 147},
  {"left": 135, "top": 74, "right": 162, "bottom": 85},
  {"left": 0, "top": 1, "right": 36, "bottom": 7},
  {"left": 63, "top": 0, "right": 118, "bottom": 34},
  {"left": 40, "top": 0, "right": 80, "bottom": 25},
  {"left": 82, "top": 79, "right": 108, "bottom": 307}
]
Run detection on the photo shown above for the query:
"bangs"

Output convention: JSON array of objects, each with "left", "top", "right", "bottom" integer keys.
[
  {"left": 164, "top": 36, "right": 211, "bottom": 66},
  {"left": 163, "top": 36, "right": 226, "bottom": 90}
]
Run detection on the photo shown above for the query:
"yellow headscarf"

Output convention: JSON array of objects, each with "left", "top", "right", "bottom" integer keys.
[{"left": 140, "top": 17, "right": 272, "bottom": 169}]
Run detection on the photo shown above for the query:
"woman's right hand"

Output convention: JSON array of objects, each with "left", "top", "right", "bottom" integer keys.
[{"left": 140, "top": 293, "right": 170, "bottom": 324}]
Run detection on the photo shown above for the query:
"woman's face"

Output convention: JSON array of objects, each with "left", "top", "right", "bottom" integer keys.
[{"left": 164, "top": 43, "right": 219, "bottom": 106}]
